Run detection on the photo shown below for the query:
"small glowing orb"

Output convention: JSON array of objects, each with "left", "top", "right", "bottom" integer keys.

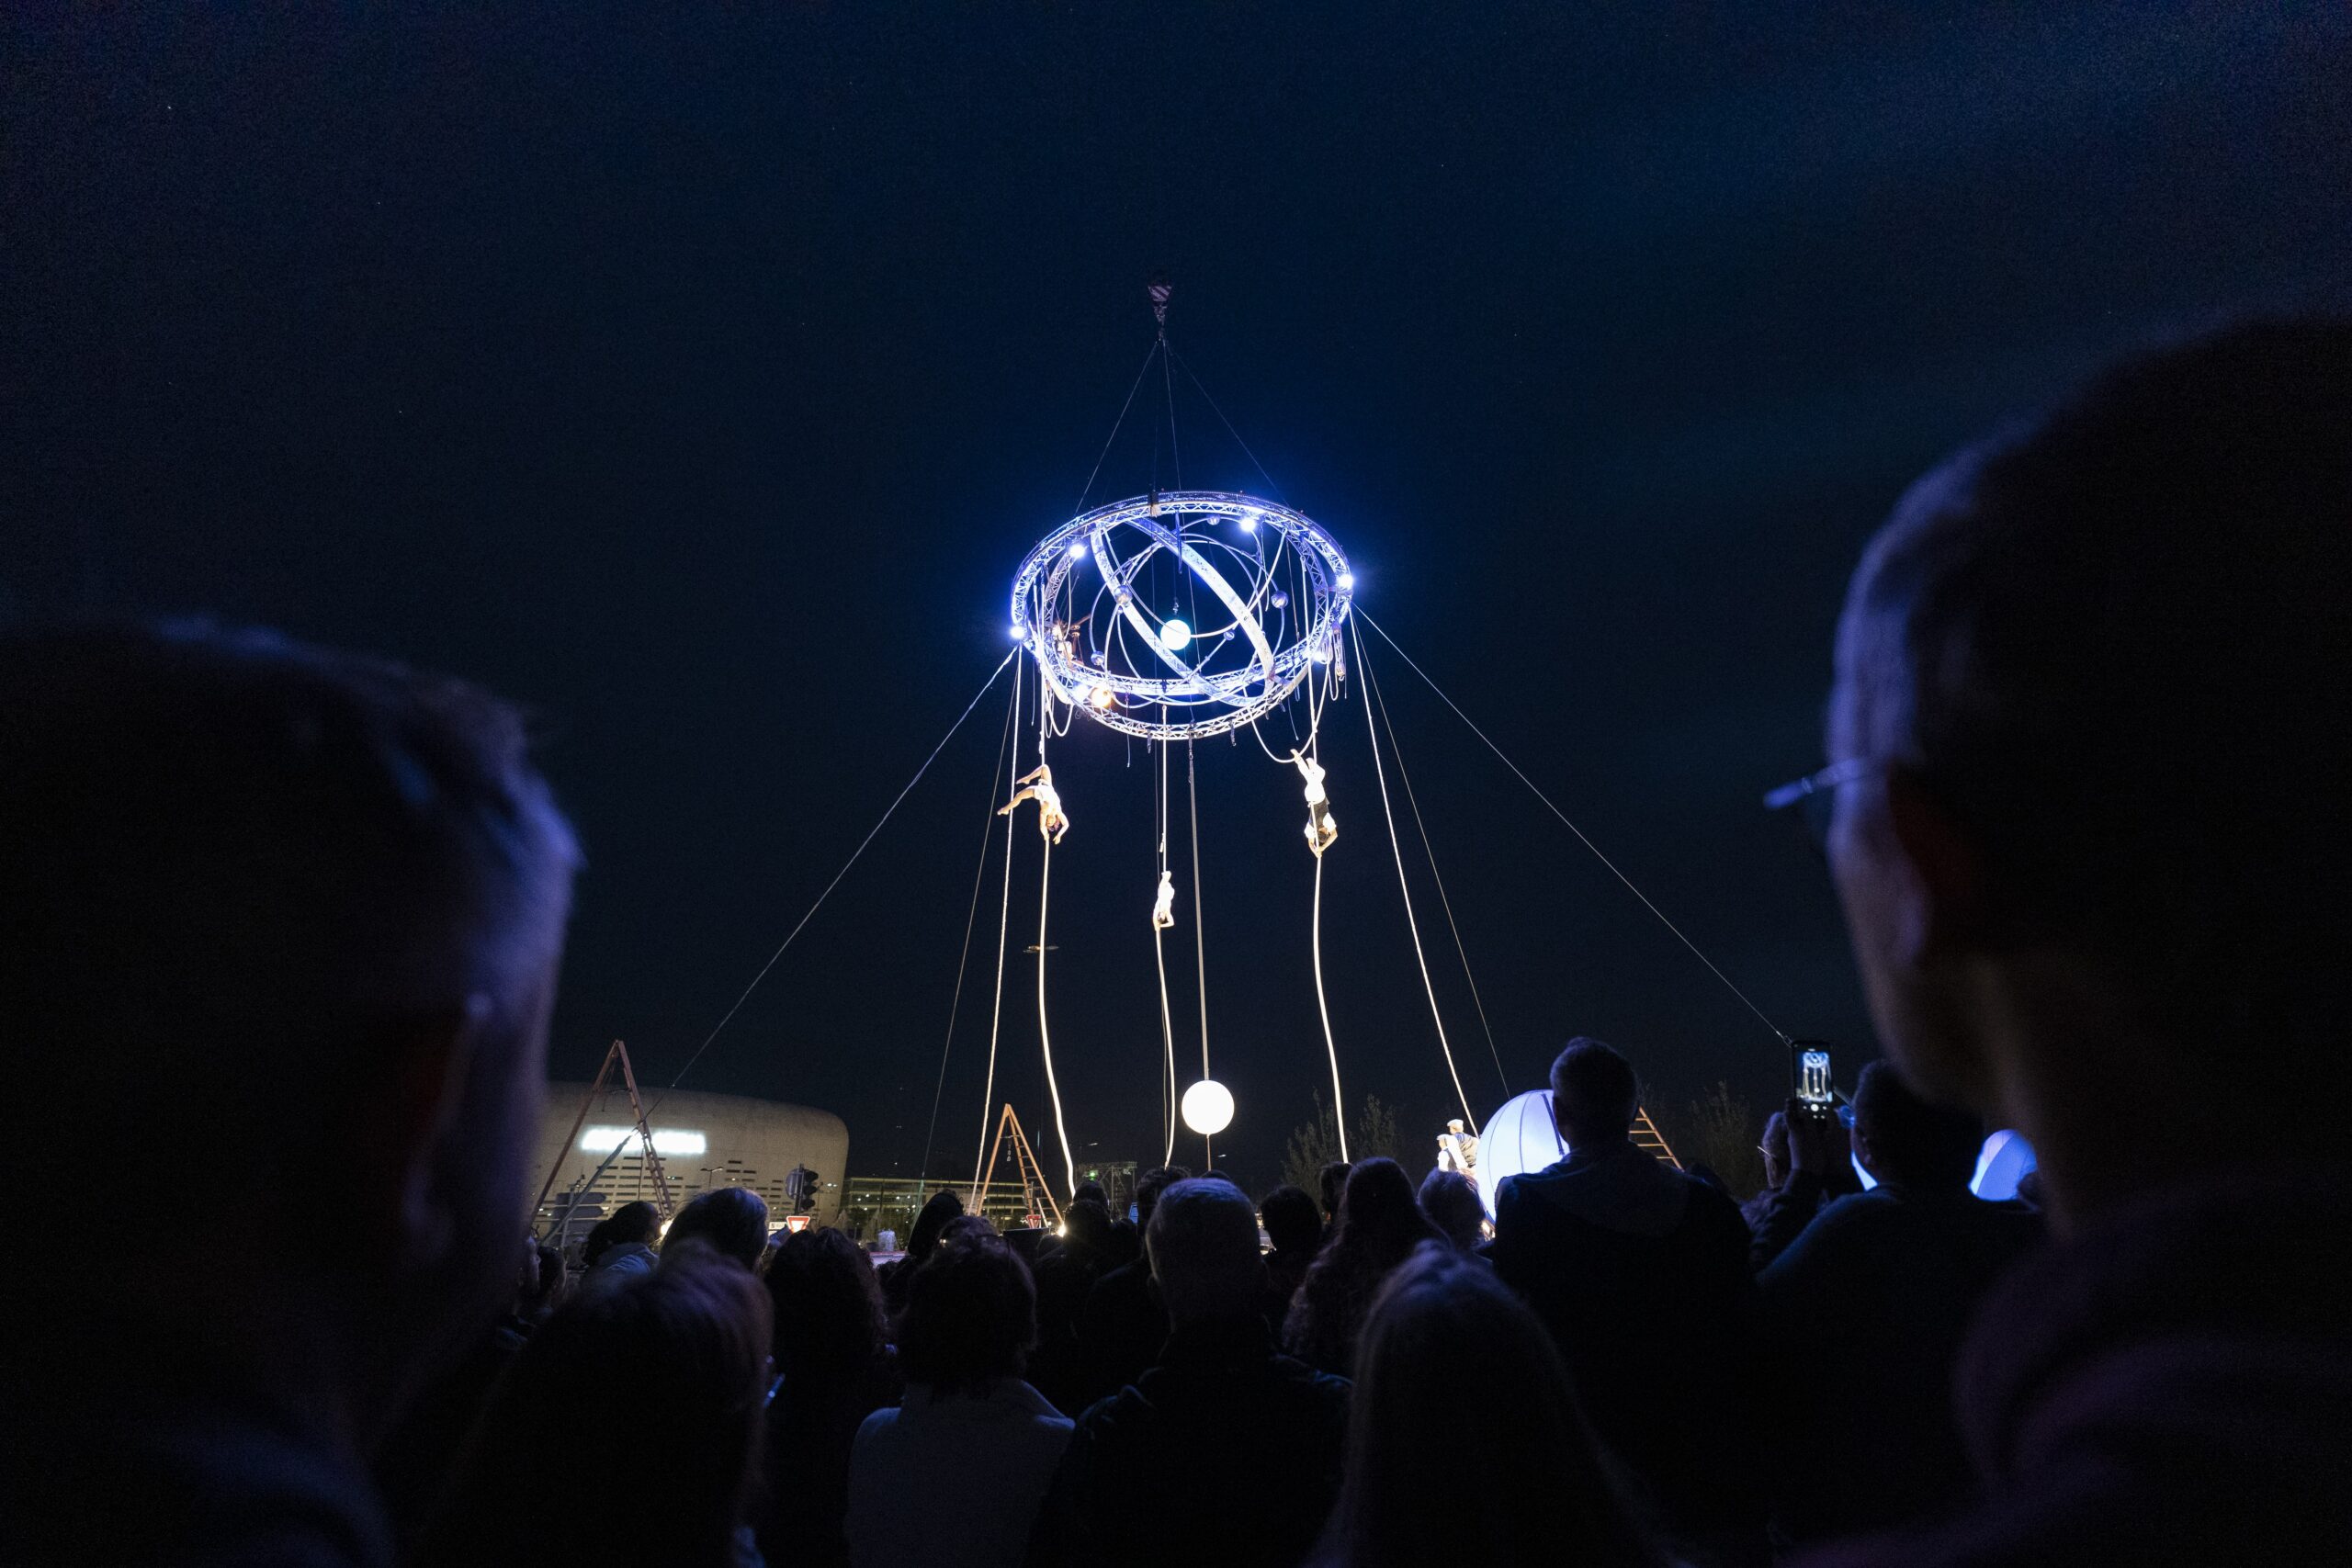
[
  {"left": 1089, "top": 684, "right": 1115, "bottom": 710},
  {"left": 1159, "top": 617, "right": 1193, "bottom": 651},
  {"left": 1238, "top": 513, "right": 1259, "bottom": 534},
  {"left": 1068, "top": 540, "right": 1088, "bottom": 559},
  {"left": 1011, "top": 623, "right": 1026, "bottom": 639},
  {"left": 1181, "top": 1078, "right": 1235, "bottom": 1136},
  {"left": 1337, "top": 571, "right": 1355, "bottom": 591},
  {"left": 1271, "top": 589, "right": 1289, "bottom": 609}
]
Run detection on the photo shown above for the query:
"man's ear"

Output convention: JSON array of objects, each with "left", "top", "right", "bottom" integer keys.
[
  {"left": 1850, "top": 1122, "right": 1880, "bottom": 1182},
  {"left": 360, "top": 995, "right": 494, "bottom": 1270},
  {"left": 1883, "top": 769, "right": 1989, "bottom": 963}
]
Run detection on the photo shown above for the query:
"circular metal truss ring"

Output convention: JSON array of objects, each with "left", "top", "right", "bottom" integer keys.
[{"left": 1009, "top": 491, "right": 1353, "bottom": 741}]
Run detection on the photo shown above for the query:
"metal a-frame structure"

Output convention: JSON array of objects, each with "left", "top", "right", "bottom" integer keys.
[
  {"left": 971, "top": 1103, "right": 1065, "bottom": 1231},
  {"left": 533, "top": 1039, "right": 675, "bottom": 1245}
]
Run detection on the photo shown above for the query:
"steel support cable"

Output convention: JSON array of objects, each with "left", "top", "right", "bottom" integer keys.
[
  {"left": 1075, "top": 340, "right": 1162, "bottom": 516},
  {"left": 658, "top": 648, "right": 1018, "bottom": 1112},
  {"left": 972, "top": 662, "right": 1026, "bottom": 1203},
  {"left": 1351, "top": 617, "right": 1481, "bottom": 1134},
  {"left": 1359, "top": 643, "right": 1511, "bottom": 1098},
  {"left": 1311, "top": 851, "right": 1350, "bottom": 1161},
  {"left": 1166, "top": 343, "right": 1286, "bottom": 503},
  {"left": 919, "top": 679, "right": 1018, "bottom": 1186},
  {"left": 1358, "top": 610, "right": 1791, "bottom": 1045}
]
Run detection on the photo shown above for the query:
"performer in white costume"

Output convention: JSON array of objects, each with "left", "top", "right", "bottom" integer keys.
[{"left": 999, "top": 763, "right": 1069, "bottom": 843}]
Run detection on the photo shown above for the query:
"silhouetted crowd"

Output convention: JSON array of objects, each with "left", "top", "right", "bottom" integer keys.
[{"left": 6, "top": 319, "right": 2347, "bottom": 1568}]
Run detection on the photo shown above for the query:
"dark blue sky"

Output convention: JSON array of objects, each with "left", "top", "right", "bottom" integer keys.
[{"left": 9, "top": 6, "right": 2348, "bottom": 1190}]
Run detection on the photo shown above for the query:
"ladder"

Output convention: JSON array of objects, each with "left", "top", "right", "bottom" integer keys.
[
  {"left": 972, "top": 1104, "right": 1066, "bottom": 1231},
  {"left": 532, "top": 1039, "right": 675, "bottom": 1245},
  {"left": 1631, "top": 1105, "right": 1682, "bottom": 1169}
]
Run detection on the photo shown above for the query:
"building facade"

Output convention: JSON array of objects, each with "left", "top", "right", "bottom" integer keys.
[{"left": 532, "top": 1081, "right": 849, "bottom": 1251}]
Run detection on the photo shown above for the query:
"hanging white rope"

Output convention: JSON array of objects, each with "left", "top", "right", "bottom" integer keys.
[
  {"left": 1154, "top": 719, "right": 1178, "bottom": 1164},
  {"left": 1359, "top": 645, "right": 1512, "bottom": 1098},
  {"left": 1311, "top": 852, "right": 1350, "bottom": 1161},
  {"left": 1351, "top": 617, "right": 1481, "bottom": 1134},
  {"left": 1186, "top": 737, "right": 1213, "bottom": 1164},
  {"left": 660, "top": 648, "right": 1017, "bottom": 1111},
  {"left": 971, "top": 661, "right": 1025, "bottom": 1206},
  {"left": 1359, "top": 610, "right": 1792, "bottom": 1045},
  {"left": 1035, "top": 833, "right": 1078, "bottom": 1196}
]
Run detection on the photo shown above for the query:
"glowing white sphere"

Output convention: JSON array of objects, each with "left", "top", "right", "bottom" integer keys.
[
  {"left": 1007, "top": 491, "right": 1355, "bottom": 741},
  {"left": 1474, "top": 1089, "right": 1570, "bottom": 1218},
  {"left": 1181, "top": 1078, "right": 1235, "bottom": 1136}
]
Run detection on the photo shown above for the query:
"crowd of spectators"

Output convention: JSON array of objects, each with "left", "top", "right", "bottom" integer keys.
[{"left": 4, "top": 319, "right": 2346, "bottom": 1567}]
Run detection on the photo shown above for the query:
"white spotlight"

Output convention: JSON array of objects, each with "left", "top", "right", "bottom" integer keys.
[
  {"left": 1238, "top": 513, "right": 1259, "bottom": 534},
  {"left": 1068, "top": 540, "right": 1088, "bottom": 558},
  {"left": 1181, "top": 1078, "right": 1235, "bottom": 1136},
  {"left": 1159, "top": 617, "right": 1193, "bottom": 651},
  {"left": 1337, "top": 571, "right": 1355, "bottom": 591}
]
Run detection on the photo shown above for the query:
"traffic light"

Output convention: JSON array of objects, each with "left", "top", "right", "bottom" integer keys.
[{"left": 786, "top": 1165, "right": 819, "bottom": 1214}]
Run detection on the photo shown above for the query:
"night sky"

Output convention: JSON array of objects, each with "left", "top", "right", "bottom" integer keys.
[{"left": 10, "top": 7, "right": 2349, "bottom": 1191}]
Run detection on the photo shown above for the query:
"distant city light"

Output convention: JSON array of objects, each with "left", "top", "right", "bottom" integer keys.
[{"left": 579, "top": 1125, "right": 708, "bottom": 1157}]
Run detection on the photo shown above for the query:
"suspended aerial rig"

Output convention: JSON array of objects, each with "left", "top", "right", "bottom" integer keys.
[{"left": 649, "top": 275, "right": 1795, "bottom": 1222}]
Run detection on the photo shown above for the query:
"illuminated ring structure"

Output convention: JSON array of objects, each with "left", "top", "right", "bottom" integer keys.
[{"left": 1010, "top": 491, "right": 1354, "bottom": 741}]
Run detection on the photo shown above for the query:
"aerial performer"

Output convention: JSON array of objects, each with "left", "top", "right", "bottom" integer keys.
[
  {"left": 1152, "top": 869, "right": 1177, "bottom": 930},
  {"left": 1000, "top": 763, "right": 1069, "bottom": 843},
  {"left": 1292, "top": 750, "right": 1339, "bottom": 857}
]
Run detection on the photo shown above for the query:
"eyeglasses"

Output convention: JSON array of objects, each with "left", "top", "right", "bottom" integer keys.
[{"left": 1762, "top": 757, "right": 1875, "bottom": 852}]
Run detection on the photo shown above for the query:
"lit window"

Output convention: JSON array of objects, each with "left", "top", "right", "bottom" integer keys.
[{"left": 577, "top": 1125, "right": 708, "bottom": 1157}]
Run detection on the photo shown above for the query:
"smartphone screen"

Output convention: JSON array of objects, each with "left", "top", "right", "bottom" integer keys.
[{"left": 1799, "top": 1048, "right": 1833, "bottom": 1104}]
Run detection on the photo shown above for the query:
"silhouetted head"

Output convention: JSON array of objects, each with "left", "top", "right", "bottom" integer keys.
[
  {"left": 904, "top": 1189, "right": 964, "bottom": 1261},
  {"left": 1850, "top": 1061, "right": 1984, "bottom": 1191},
  {"left": 1826, "top": 319, "right": 2352, "bottom": 1213},
  {"left": 664, "top": 1186, "right": 770, "bottom": 1269},
  {"left": 1133, "top": 1165, "right": 1193, "bottom": 1231},
  {"left": 585, "top": 1201, "right": 662, "bottom": 1265},
  {"left": 1317, "top": 1245, "right": 1657, "bottom": 1568},
  {"left": 1317, "top": 1161, "right": 1352, "bottom": 1221},
  {"left": 1062, "top": 1197, "right": 1113, "bottom": 1252},
  {"left": 0, "top": 621, "right": 584, "bottom": 1437},
  {"left": 1333, "top": 1158, "right": 1437, "bottom": 1257},
  {"left": 1148, "top": 1179, "right": 1267, "bottom": 1327},
  {"left": 1549, "top": 1038, "right": 1639, "bottom": 1148},
  {"left": 420, "top": 1243, "right": 771, "bottom": 1568},
  {"left": 1259, "top": 1184, "right": 1323, "bottom": 1255},
  {"left": 764, "top": 1225, "right": 887, "bottom": 1387},
  {"left": 897, "top": 1235, "right": 1037, "bottom": 1395},
  {"left": 1417, "top": 1168, "right": 1485, "bottom": 1252}
]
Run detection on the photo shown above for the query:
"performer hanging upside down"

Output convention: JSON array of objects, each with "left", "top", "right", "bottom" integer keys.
[
  {"left": 1291, "top": 750, "right": 1339, "bottom": 857},
  {"left": 1151, "top": 869, "right": 1176, "bottom": 930},
  {"left": 1000, "top": 764, "right": 1069, "bottom": 843}
]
